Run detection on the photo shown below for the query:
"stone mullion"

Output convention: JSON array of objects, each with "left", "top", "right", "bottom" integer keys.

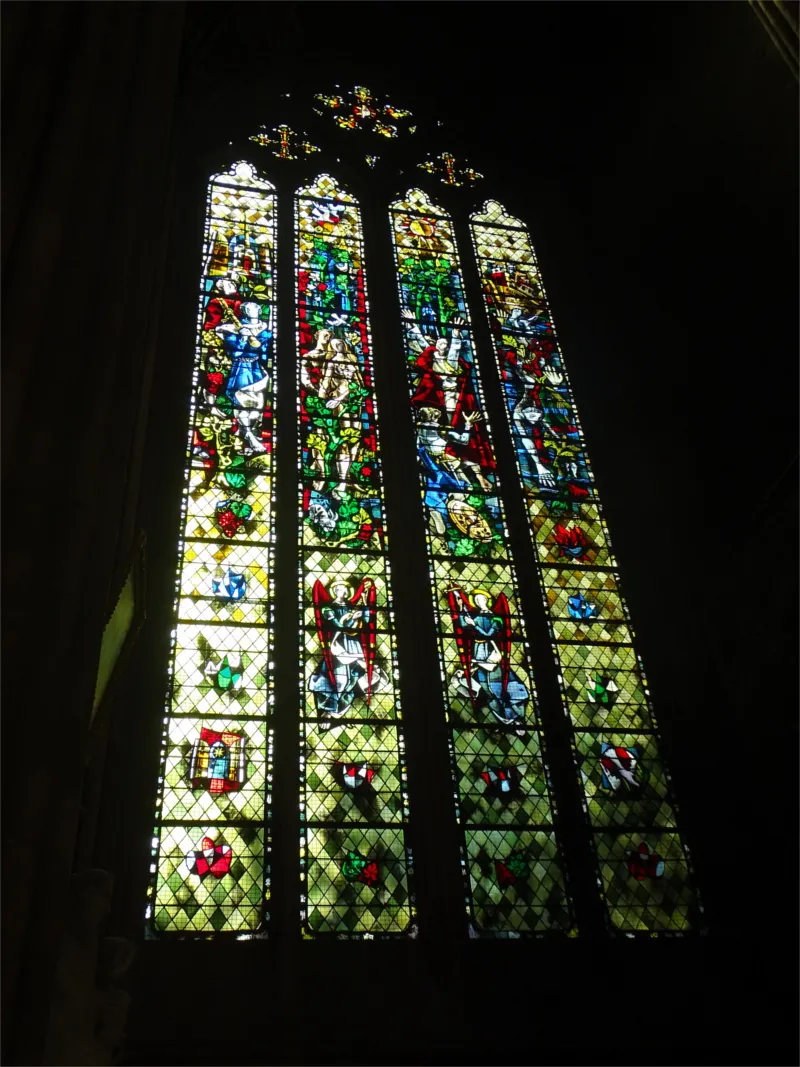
[
  {"left": 268, "top": 167, "right": 302, "bottom": 945},
  {"left": 361, "top": 184, "right": 467, "bottom": 941}
]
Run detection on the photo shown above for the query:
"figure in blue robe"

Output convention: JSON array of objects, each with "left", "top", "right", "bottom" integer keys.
[
  {"left": 308, "top": 580, "right": 389, "bottom": 719},
  {"left": 449, "top": 589, "right": 529, "bottom": 727},
  {"left": 216, "top": 302, "right": 272, "bottom": 453},
  {"left": 416, "top": 408, "right": 493, "bottom": 493},
  {"left": 221, "top": 324, "right": 272, "bottom": 401}
]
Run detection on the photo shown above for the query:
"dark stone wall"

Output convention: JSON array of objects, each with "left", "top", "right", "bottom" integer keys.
[{"left": 1, "top": 3, "right": 185, "bottom": 1062}]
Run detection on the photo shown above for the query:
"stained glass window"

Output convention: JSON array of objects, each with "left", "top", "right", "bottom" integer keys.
[
  {"left": 249, "top": 124, "right": 320, "bottom": 159},
  {"left": 313, "top": 85, "right": 414, "bottom": 138},
  {"left": 389, "top": 189, "right": 572, "bottom": 937},
  {"left": 297, "top": 175, "right": 415, "bottom": 937},
  {"left": 470, "top": 200, "right": 701, "bottom": 933},
  {"left": 417, "top": 152, "right": 484, "bottom": 187},
  {"left": 149, "top": 89, "right": 703, "bottom": 944},
  {"left": 146, "top": 161, "right": 277, "bottom": 935}
]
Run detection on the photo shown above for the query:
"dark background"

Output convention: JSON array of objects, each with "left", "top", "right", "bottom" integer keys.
[{"left": 3, "top": 2, "right": 798, "bottom": 1065}]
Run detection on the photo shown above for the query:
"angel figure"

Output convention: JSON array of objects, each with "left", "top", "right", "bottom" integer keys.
[
  {"left": 308, "top": 578, "right": 389, "bottom": 718},
  {"left": 446, "top": 586, "right": 529, "bottom": 726}
]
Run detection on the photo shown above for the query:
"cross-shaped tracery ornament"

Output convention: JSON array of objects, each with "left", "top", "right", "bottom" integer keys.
[
  {"left": 249, "top": 124, "right": 320, "bottom": 160},
  {"left": 417, "top": 151, "right": 484, "bottom": 187},
  {"left": 313, "top": 85, "right": 414, "bottom": 138}
]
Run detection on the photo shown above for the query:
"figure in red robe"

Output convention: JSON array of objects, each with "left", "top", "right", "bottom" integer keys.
[
  {"left": 203, "top": 277, "right": 242, "bottom": 331},
  {"left": 308, "top": 578, "right": 389, "bottom": 718},
  {"left": 403, "top": 310, "right": 495, "bottom": 487},
  {"left": 447, "top": 587, "right": 528, "bottom": 727}
]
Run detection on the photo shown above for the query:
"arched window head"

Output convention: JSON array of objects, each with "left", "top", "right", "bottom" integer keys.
[
  {"left": 146, "top": 159, "right": 277, "bottom": 937},
  {"left": 470, "top": 198, "right": 701, "bottom": 933},
  {"left": 295, "top": 172, "right": 415, "bottom": 938},
  {"left": 388, "top": 187, "right": 573, "bottom": 937}
]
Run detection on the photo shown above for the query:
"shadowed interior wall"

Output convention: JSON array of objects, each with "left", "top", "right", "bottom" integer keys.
[{"left": 1, "top": 4, "right": 185, "bottom": 1063}]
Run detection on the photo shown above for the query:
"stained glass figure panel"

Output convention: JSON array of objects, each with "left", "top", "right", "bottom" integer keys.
[
  {"left": 391, "top": 188, "right": 572, "bottom": 936},
  {"left": 297, "top": 187, "right": 385, "bottom": 554},
  {"left": 146, "top": 161, "right": 277, "bottom": 935},
  {"left": 301, "top": 618, "right": 398, "bottom": 721},
  {"left": 471, "top": 199, "right": 701, "bottom": 933},
  {"left": 297, "top": 175, "right": 414, "bottom": 938}
]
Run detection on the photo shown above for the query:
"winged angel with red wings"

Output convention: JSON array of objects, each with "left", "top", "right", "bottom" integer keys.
[
  {"left": 447, "top": 587, "right": 529, "bottom": 727},
  {"left": 308, "top": 577, "right": 389, "bottom": 718}
]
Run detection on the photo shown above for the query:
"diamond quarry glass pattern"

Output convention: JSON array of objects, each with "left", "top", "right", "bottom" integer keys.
[
  {"left": 146, "top": 161, "right": 277, "bottom": 936},
  {"left": 389, "top": 189, "right": 572, "bottom": 936},
  {"left": 297, "top": 175, "right": 414, "bottom": 937},
  {"left": 148, "top": 116, "right": 701, "bottom": 944},
  {"left": 470, "top": 200, "right": 701, "bottom": 933}
]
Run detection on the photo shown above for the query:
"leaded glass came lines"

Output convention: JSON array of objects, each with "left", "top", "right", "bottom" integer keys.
[
  {"left": 296, "top": 174, "right": 414, "bottom": 937},
  {"left": 470, "top": 199, "right": 701, "bottom": 933},
  {"left": 146, "top": 161, "right": 277, "bottom": 936},
  {"left": 389, "top": 188, "right": 572, "bottom": 937}
]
